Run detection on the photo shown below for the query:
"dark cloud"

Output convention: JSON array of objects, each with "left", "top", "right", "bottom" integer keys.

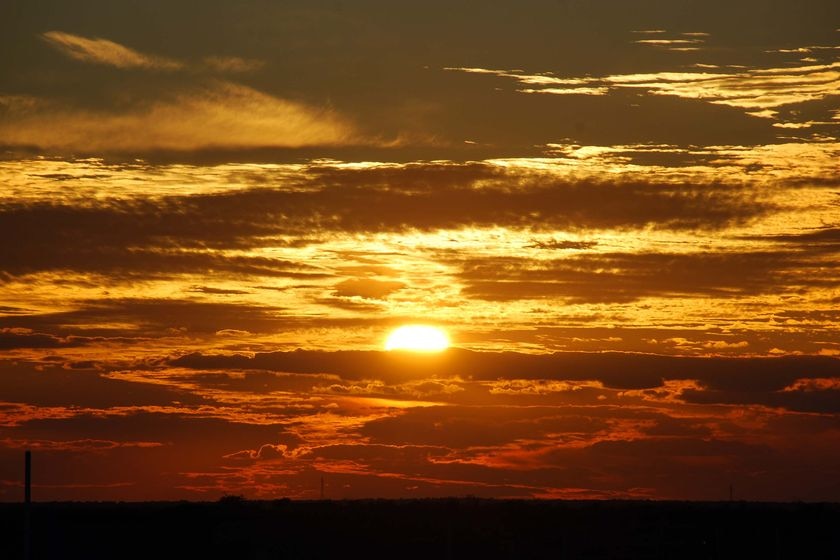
[
  {"left": 314, "top": 296, "right": 384, "bottom": 312},
  {"left": 166, "top": 370, "right": 337, "bottom": 395},
  {"left": 0, "top": 197, "right": 327, "bottom": 279},
  {"left": 2, "top": 347, "right": 839, "bottom": 500},
  {"left": 6, "top": 411, "right": 292, "bottom": 460},
  {"left": 333, "top": 278, "right": 406, "bottom": 299},
  {"left": 360, "top": 405, "right": 610, "bottom": 448},
  {"left": 526, "top": 239, "right": 598, "bottom": 250},
  {"left": 750, "top": 227, "right": 840, "bottom": 253},
  {"left": 459, "top": 324, "right": 840, "bottom": 357},
  {"left": 681, "top": 386, "right": 840, "bottom": 413},
  {"left": 772, "top": 309, "right": 840, "bottom": 325},
  {"left": 0, "top": 298, "right": 404, "bottom": 342},
  {"left": 0, "top": 328, "right": 87, "bottom": 349},
  {"left": 0, "top": 299, "right": 289, "bottom": 337},
  {"left": 189, "top": 286, "right": 251, "bottom": 295},
  {"left": 303, "top": 164, "right": 773, "bottom": 232},
  {"left": 171, "top": 348, "right": 840, "bottom": 393},
  {"left": 0, "top": 164, "right": 776, "bottom": 282},
  {"left": 0, "top": 362, "right": 207, "bottom": 409},
  {"left": 0, "top": 410, "right": 300, "bottom": 500},
  {"left": 586, "top": 437, "right": 772, "bottom": 459},
  {"left": 638, "top": 415, "right": 713, "bottom": 437},
  {"left": 454, "top": 250, "right": 837, "bottom": 303}
]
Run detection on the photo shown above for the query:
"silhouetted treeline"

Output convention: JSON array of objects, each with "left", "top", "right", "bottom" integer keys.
[{"left": 2, "top": 498, "right": 839, "bottom": 559}]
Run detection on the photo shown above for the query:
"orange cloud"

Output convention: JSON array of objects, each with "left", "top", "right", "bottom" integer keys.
[
  {"left": 448, "top": 57, "right": 840, "bottom": 126},
  {"left": 0, "top": 81, "right": 359, "bottom": 152},
  {"left": 203, "top": 56, "right": 265, "bottom": 73},
  {"left": 782, "top": 377, "right": 840, "bottom": 392},
  {"left": 41, "top": 31, "right": 183, "bottom": 70},
  {"left": 334, "top": 278, "right": 406, "bottom": 299}
]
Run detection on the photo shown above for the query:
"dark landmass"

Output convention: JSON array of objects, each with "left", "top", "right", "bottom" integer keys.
[{"left": 3, "top": 498, "right": 840, "bottom": 559}]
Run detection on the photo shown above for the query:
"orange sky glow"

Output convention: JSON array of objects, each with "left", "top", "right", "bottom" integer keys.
[{"left": 1, "top": 0, "right": 840, "bottom": 502}]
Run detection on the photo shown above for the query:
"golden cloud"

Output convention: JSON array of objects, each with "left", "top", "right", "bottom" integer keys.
[
  {"left": 41, "top": 31, "right": 183, "bottom": 70},
  {"left": 203, "top": 56, "right": 265, "bottom": 73},
  {"left": 0, "top": 81, "right": 359, "bottom": 151},
  {"left": 448, "top": 55, "right": 840, "bottom": 124}
]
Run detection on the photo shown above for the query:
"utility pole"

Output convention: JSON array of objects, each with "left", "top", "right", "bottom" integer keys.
[
  {"left": 24, "top": 450, "right": 31, "bottom": 560},
  {"left": 320, "top": 476, "right": 325, "bottom": 500}
]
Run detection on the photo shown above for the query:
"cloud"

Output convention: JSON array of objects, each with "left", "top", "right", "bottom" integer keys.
[
  {"left": 448, "top": 55, "right": 840, "bottom": 128},
  {"left": 0, "top": 162, "right": 776, "bottom": 283},
  {"left": 447, "top": 67, "right": 610, "bottom": 96},
  {"left": 533, "top": 141, "right": 840, "bottom": 185},
  {"left": 1, "top": 437, "right": 163, "bottom": 451},
  {"left": 203, "top": 56, "right": 265, "bottom": 73},
  {"left": 632, "top": 31, "right": 710, "bottom": 52},
  {"left": 634, "top": 39, "right": 705, "bottom": 51},
  {"left": 0, "top": 362, "right": 206, "bottom": 409},
  {"left": 0, "top": 299, "right": 296, "bottom": 337},
  {"left": 747, "top": 227, "right": 840, "bottom": 252},
  {"left": 5, "top": 32, "right": 366, "bottom": 154},
  {"left": 0, "top": 81, "right": 359, "bottom": 152},
  {"left": 334, "top": 278, "right": 406, "bottom": 299},
  {"left": 487, "top": 379, "right": 603, "bottom": 395},
  {"left": 0, "top": 327, "right": 86, "bottom": 349},
  {"left": 526, "top": 239, "right": 598, "bottom": 250},
  {"left": 606, "top": 61, "right": 840, "bottom": 112},
  {"left": 681, "top": 385, "right": 840, "bottom": 413},
  {"left": 1, "top": 2, "right": 839, "bottom": 503},
  {"left": 0, "top": 409, "right": 301, "bottom": 500},
  {"left": 360, "top": 405, "right": 610, "bottom": 448},
  {"left": 0, "top": 231, "right": 329, "bottom": 280},
  {"left": 454, "top": 249, "right": 836, "bottom": 303},
  {"left": 321, "top": 378, "right": 464, "bottom": 400},
  {"left": 0, "top": 157, "right": 834, "bottom": 363},
  {"left": 170, "top": 348, "right": 840, "bottom": 393},
  {"left": 223, "top": 442, "right": 295, "bottom": 461},
  {"left": 190, "top": 286, "right": 251, "bottom": 296},
  {"left": 41, "top": 31, "right": 183, "bottom": 70},
  {"left": 215, "top": 329, "right": 253, "bottom": 337},
  {"left": 3, "top": 347, "right": 840, "bottom": 500}
]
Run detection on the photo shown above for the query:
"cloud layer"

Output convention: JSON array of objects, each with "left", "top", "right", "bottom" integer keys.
[{"left": 1, "top": 1, "right": 839, "bottom": 501}]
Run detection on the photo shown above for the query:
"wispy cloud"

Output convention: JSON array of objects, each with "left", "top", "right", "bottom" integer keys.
[
  {"left": 41, "top": 31, "right": 267, "bottom": 75},
  {"left": 632, "top": 30, "right": 710, "bottom": 51},
  {"left": 203, "top": 56, "right": 265, "bottom": 73},
  {"left": 447, "top": 49, "right": 840, "bottom": 127},
  {"left": 453, "top": 249, "right": 839, "bottom": 303},
  {"left": 8, "top": 32, "right": 359, "bottom": 152},
  {"left": 41, "top": 31, "right": 183, "bottom": 70},
  {"left": 446, "top": 67, "right": 609, "bottom": 96},
  {"left": 606, "top": 61, "right": 840, "bottom": 112},
  {"left": 0, "top": 81, "right": 359, "bottom": 151}
]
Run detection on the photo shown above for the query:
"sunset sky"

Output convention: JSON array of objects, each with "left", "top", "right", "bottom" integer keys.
[{"left": 2, "top": 0, "right": 840, "bottom": 501}]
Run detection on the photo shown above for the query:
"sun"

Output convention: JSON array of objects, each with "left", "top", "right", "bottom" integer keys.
[{"left": 385, "top": 325, "right": 450, "bottom": 352}]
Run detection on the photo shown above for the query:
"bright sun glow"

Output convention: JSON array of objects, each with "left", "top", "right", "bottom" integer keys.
[{"left": 385, "top": 325, "right": 450, "bottom": 352}]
